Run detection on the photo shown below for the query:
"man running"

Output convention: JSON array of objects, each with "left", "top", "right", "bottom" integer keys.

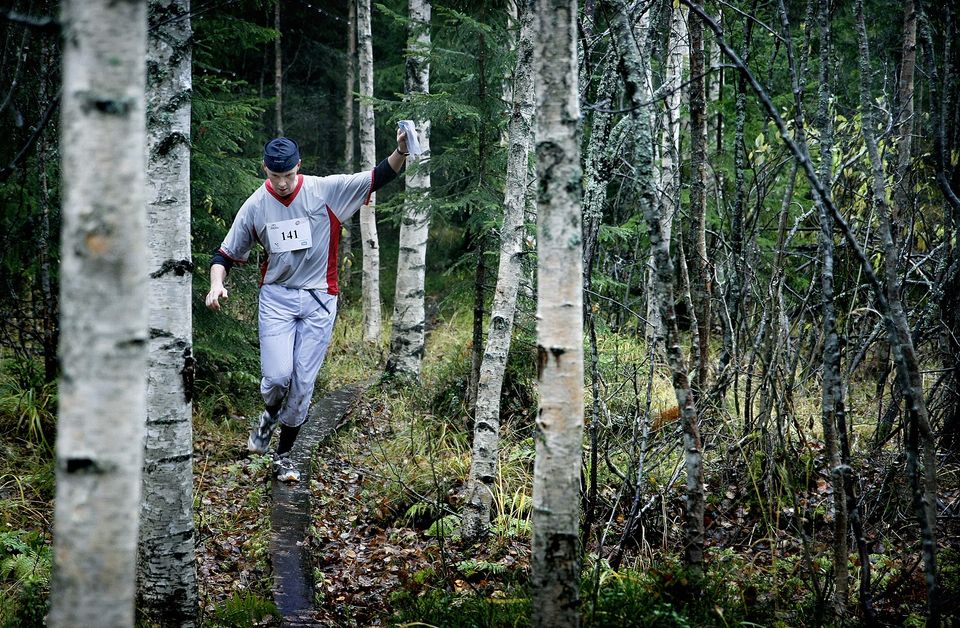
[{"left": 205, "top": 128, "right": 409, "bottom": 481}]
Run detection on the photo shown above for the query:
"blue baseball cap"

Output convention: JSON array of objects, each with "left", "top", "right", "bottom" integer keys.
[{"left": 263, "top": 137, "right": 300, "bottom": 172}]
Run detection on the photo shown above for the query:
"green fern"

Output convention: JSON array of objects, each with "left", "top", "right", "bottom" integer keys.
[
  {"left": 210, "top": 591, "right": 279, "bottom": 628},
  {"left": 456, "top": 559, "right": 508, "bottom": 577},
  {"left": 425, "top": 514, "right": 461, "bottom": 539}
]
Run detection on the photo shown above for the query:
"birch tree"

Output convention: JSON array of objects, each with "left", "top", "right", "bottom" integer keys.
[
  {"left": 461, "top": 0, "right": 535, "bottom": 542},
  {"left": 612, "top": 0, "right": 704, "bottom": 569},
  {"left": 646, "top": 4, "right": 686, "bottom": 346},
  {"left": 531, "top": 1, "right": 583, "bottom": 625},
  {"left": 357, "top": 0, "right": 381, "bottom": 342},
  {"left": 138, "top": 0, "right": 197, "bottom": 624},
  {"left": 50, "top": 0, "right": 148, "bottom": 625},
  {"left": 387, "top": 0, "right": 431, "bottom": 378}
]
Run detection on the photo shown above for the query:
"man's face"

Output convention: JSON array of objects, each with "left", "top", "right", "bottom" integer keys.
[{"left": 263, "top": 162, "right": 300, "bottom": 196}]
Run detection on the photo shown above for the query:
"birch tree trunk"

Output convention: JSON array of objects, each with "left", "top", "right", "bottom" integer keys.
[
  {"left": 461, "top": 0, "right": 535, "bottom": 542},
  {"left": 531, "top": 1, "right": 583, "bottom": 625},
  {"left": 646, "top": 5, "right": 686, "bottom": 346},
  {"left": 357, "top": 0, "right": 382, "bottom": 342},
  {"left": 274, "top": 0, "right": 283, "bottom": 136},
  {"left": 612, "top": 0, "right": 704, "bottom": 570},
  {"left": 138, "top": 1, "right": 197, "bottom": 624},
  {"left": 51, "top": 1, "right": 148, "bottom": 625},
  {"left": 387, "top": 0, "right": 431, "bottom": 378},
  {"left": 339, "top": 0, "right": 358, "bottom": 292}
]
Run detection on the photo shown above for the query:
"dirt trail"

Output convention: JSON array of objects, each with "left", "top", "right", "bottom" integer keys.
[{"left": 269, "top": 382, "right": 369, "bottom": 627}]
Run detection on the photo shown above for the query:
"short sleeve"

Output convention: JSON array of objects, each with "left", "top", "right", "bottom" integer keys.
[
  {"left": 324, "top": 171, "right": 374, "bottom": 222},
  {"left": 219, "top": 196, "right": 258, "bottom": 262}
]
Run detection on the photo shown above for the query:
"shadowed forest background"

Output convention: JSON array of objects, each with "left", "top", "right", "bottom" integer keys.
[{"left": 1, "top": 0, "right": 959, "bottom": 626}]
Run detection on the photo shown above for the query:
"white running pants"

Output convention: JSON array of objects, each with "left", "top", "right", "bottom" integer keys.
[{"left": 258, "top": 283, "right": 337, "bottom": 428}]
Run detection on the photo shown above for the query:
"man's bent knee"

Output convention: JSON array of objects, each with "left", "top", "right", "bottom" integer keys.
[{"left": 261, "top": 374, "right": 292, "bottom": 394}]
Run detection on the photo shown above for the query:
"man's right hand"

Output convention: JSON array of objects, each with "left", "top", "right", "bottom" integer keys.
[
  {"left": 205, "top": 285, "right": 229, "bottom": 311},
  {"left": 206, "top": 263, "right": 229, "bottom": 310}
]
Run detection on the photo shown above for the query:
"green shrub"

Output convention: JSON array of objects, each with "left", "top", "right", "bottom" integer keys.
[
  {"left": 390, "top": 586, "right": 531, "bottom": 628},
  {"left": 0, "top": 530, "right": 51, "bottom": 628}
]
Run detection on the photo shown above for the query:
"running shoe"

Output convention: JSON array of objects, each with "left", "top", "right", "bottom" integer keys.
[
  {"left": 247, "top": 410, "right": 278, "bottom": 454},
  {"left": 273, "top": 453, "right": 301, "bottom": 482}
]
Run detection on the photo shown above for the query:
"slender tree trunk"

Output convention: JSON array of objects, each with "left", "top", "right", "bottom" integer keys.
[
  {"left": 708, "top": 8, "right": 723, "bottom": 155},
  {"left": 37, "top": 38, "right": 58, "bottom": 384},
  {"left": 874, "top": 0, "right": 918, "bottom": 431},
  {"left": 466, "top": 236, "right": 486, "bottom": 414},
  {"left": 462, "top": 0, "right": 535, "bottom": 542},
  {"left": 138, "top": 1, "right": 197, "bottom": 625},
  {"left": 856, "top": 2, "right": 937, "bottom": 621},
  {"left": 714, "top": 0, "right": 756, "bottom": 398},
  {"left": 646, "top": 4, "right": 686, "bottom": 347},
  {"left": 813, "top": 0, "right": 849, "bottom": 614},
  {"left": 339, "top": 0, "right": 357, "bottom": 292},
  {"left": 687, "top": 7, "right": 711, "bottom": 393},
  {"left": 343, "top": 0, "right": 357, "bottom": 171},
  {"left": 580, "top": 53, "right": 619, "bottom": 550},
  {"left": 387, "top": 0, "right": 432, "bottom": 378},
  {"left": 613, "top": 0, "right": 704, "bottom": 571},
  {"left": 50, "top": 1, "right": 148, "bottom": 625},
  {"left": 893, "top": 0, "right": 917, "bottom": 282},
  {"left": 917, "top": 0, "right": 960, "bottom": 452},
  {"left": 357, "top": 0, "right": 381, "bottom": 342},
  {"left": 531, "top": 1, "right": 583, "bottom": 626},
  {"left": 274, "top": 0, "right": 283, "bottom": 136}
]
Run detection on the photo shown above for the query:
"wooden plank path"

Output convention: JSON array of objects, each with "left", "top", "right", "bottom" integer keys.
[{"left": 269, "top": 382, "right": 370, "bottom": 627}]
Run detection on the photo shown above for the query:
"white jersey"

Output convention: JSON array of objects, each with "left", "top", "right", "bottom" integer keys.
[{"left": 218, "top": 171, "right": 373, "bottom": 294}]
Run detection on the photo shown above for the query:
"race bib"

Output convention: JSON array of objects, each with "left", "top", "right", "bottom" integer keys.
[{"left": 267, "top": 217, "right": 312, "bottom": 252}]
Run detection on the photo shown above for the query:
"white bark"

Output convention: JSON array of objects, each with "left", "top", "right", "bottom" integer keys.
[
  {"left": 138, "top": 0, "right": 197, "bottom": 624},
  {"left": 357, "top": 0, "right": 381, "bottom": 342},
  {"left": 646, "top": 5, "right": 686, "bottom": 345},
  {"left": 462, "top": 0, "right": 535, "bottom": 542},
  {"left": 387, "top": 0, "right": 431, "bottom": 378},
  {"left": 531, "top": 1, "right": 583, "bottom": 626},
  {"left": 51, "top": 1, "right": 148, "bottom": 626}
]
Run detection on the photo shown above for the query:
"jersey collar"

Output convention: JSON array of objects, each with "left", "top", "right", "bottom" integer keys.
[{"left": 265, "top": 174, "right": 304, "bottom": 207}]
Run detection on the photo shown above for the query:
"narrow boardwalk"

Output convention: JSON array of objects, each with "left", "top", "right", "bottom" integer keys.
[{"left": 269, "top": 382, "right": 370, "bottom": 627}]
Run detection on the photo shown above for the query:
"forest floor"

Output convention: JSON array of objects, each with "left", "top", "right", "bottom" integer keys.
[
  {"left": 193, "top": 380, "right": 960, "bottom": 627},
  {"left": 194, "top": 387, "right": 529, "bottom": 627}
]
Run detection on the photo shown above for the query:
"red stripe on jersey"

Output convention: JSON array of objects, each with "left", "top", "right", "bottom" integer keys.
[
  {"left": 326, "top": 206, "right": 342, "bottom": 295},
  {"left": 259, "top": 258, "right": 269, "bottom": 287},
  {"left": 265, "top": 174, "right": 304, "bottom": 206}
]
